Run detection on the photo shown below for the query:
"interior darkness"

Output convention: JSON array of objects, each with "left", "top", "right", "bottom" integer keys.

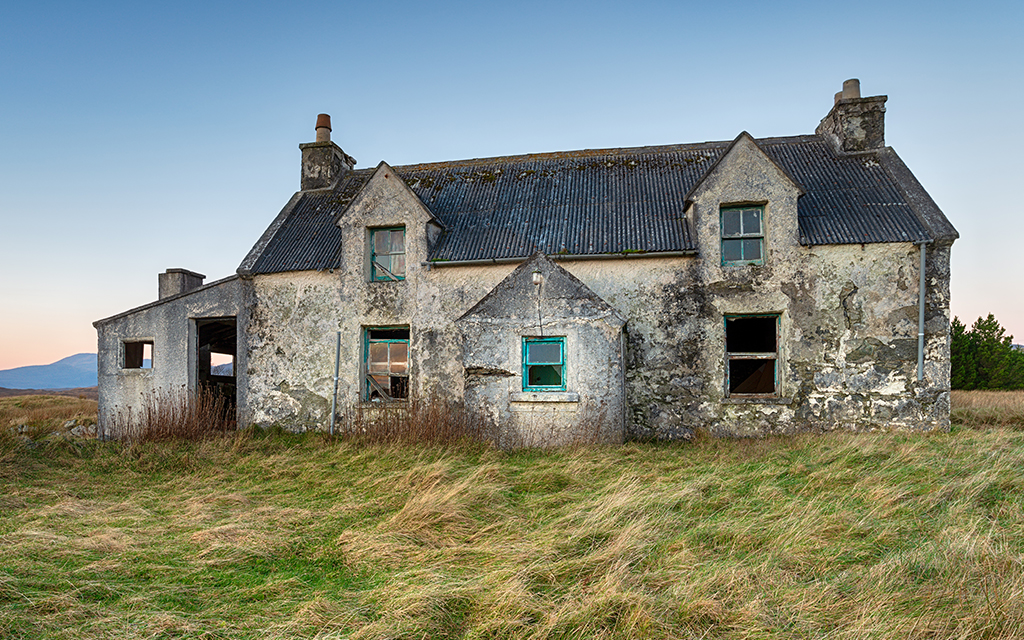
[
  {"left": 726, "top": 316, "right": 776, "bottom": 353},
  {"left": 368, "top": 328, "right": 409, "bottom": 340},
  {"left": 197, "top": 317, "right": 237, "bottom": 409},
  {"left": 729, "top": 359, "right": 775, "bottom": 394}
]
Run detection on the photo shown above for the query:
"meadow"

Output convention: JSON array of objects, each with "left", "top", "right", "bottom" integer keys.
[{"left": 1, "top": 391, "right": 1023, "bottom": 639}]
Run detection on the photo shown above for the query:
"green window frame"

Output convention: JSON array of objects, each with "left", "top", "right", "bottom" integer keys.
[
  {"left": 523, "top": 337, "right": 565, "bottom": 392},
  {"left": 364, "top": 327, "right": 409, "bottom": 401},
  {"left": 721, "top": 206, "right": 764, "bottom": 266},
  {"left": 370, "top": 227, "right": 406, "bottom": 281},
  {"left": 724, "top": 315, "right": 778, "bottom": 397}
]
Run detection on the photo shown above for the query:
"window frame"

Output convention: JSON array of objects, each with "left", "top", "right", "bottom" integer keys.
[
  {"left": 720, "top": 205, "right": 765, "bottom": 266},
  {"left": 122, "top": 340, "right": 153, "bottom": 370},
  {"left": 724, "top": 314, "right": 779, "bottom": 398},
  {"left": 364, "top": 327, "right": 409, "bottom": 401},
  {"left": 522, "top": 337, "right": 566, "bottom": 392},
  {"left": 369, "top": 226, "right": 406, "bottom": 282}
]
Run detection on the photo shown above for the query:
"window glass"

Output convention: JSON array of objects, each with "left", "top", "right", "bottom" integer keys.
[
  {"left": 721, "top": 207, "right": 764, "bottom": 266},
  {"left": 370, "top": 227, "right": 406, "bottom": 281},
  {"left": 743, "top": 239, "right": 762, "bottom": 261},
  {"left": 523, "top": 337, "right": 565, "bottom": 391},
  {"left": 722, "top": 239, "right": 743, "bottom": 262},
  {"left": 722, "top": 209, "right": 742, "bottom": 236},
  {"left": 742, "top": 209, "right": 761, "bottom": 234}
]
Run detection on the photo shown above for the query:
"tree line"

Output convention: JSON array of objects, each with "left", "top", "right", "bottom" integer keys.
[{"left": 951, "top": 314, "right": 1024, "bottom": 390}]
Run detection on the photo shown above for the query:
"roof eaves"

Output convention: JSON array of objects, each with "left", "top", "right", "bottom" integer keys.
[
  {"left": 874, "top": 147, "right": 959, "bottom": 243},
  {"left": 237, "top": 191, "right": 304, "bottom": 276}
]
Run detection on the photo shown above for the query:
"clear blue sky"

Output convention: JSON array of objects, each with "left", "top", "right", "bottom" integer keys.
[{"left": 1, "top": 0, "right": 1021, "bottom": 369}]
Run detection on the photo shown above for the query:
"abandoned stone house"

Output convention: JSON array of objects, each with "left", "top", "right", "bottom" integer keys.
[{"left": 94, "top": 79, "right": 958, "bottom": 444}]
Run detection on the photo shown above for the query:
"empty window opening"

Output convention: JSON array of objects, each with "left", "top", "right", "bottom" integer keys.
[
  {"left": 721, "top": 206, "right": 764, "bottom": 266},
  {"left": 725, "top": 316, "right": 778, "bottom": 396},
  {"left": 123, "top": 341, "right": 153, "bottom": 369},
  {"left": 370, "top": 227, "right": 406, "bottom": 281},
  {"left": 523, "top": 337, "right": 565, "bottom": 391},
  {"left": 366, "top": 327, "right": 409, "bottom": 401},
  {"left": 196, "top": 317, "right": 237, "bottom": 408}
]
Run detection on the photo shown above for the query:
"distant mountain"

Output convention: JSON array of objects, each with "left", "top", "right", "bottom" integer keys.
[{"left": 0, "top": 354, "right": 97, "bottom": 389}]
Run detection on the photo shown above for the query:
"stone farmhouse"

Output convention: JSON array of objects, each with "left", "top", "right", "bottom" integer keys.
[{"left": 94, "top": 79, "right": 958, "bottom": 444}]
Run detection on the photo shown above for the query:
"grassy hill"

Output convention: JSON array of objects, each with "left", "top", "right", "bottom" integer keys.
[{"left": 2, "top": 393, "right": 1023, "bottom": 638}]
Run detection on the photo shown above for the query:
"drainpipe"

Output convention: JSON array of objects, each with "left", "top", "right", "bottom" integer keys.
[
  {"left": 330, "top": 330, "right": 340, "bottom": 435},
  {"left": 917, "top": 242, "right": 928, "bottom": 381}
]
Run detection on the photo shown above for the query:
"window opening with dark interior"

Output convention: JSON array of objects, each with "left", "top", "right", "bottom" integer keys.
[
  {"left": 725, "top": 315, "right": 778, "bottom": 396},
  {"left": 523, "top": 337, "right": 565, "bottom": 391},
  {"left": 123, "top": 341, "right": 153, "bottom": 369},
  {"left": 721, "top": 206, "right": 764, "bottom": 266},
  {"left": 366, "top": 328, "right": 409, "bottom": 400},
  {"left": 370, "top": 227, "right": 406, "bottom": 281}
]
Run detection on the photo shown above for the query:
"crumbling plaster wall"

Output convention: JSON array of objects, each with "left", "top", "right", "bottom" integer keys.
[{"left": 95, "top": 277, "right": 250, "bottom": 438}]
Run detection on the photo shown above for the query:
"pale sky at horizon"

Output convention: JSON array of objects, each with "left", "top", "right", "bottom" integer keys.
[{"left": 1, "top": 0, "right": 1021, "bottom": 370}]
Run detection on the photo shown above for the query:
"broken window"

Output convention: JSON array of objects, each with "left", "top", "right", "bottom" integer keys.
[
  {"left": 365, "top": 328, "right": 409, "bottom": 401},
  {"left": 725, "top": 315, "right": 778, "bottom": 396},
  {"left": 123, "top": 340, "right": 153, "bottom": 369},
  {"left": 721, "top": 206, "right": 764, "bottom": 266},
  {"left": 370, "top": 227, "right": 406, "bottom": 281},
  {"left": 523, "top": 337, "right": 565, "bottom": 391}
]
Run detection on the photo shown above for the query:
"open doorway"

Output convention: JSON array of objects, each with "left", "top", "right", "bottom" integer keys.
[{"left": 196, "top": 317, "right": 237, "bottom": 409}]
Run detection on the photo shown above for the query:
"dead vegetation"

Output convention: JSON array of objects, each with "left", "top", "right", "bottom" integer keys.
[{"left": 951, "top": 389, "right": 1024, "bottom": 427}]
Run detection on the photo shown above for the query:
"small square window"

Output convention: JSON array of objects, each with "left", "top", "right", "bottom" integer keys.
[
  {"left": 365, "top": 327, "right": 409, "bottom": 400},
  {"left": 123, "top": 341, "right": 153, "bottom": 369},
  {"left": 721, "top": 206, "right": 764, "bottom": 266},
  {"left": 725, "top": 316, "right": 777, "bottom": 396},
  {"left": 523, "top": 337, "right": 565, "bottom": 391},
  {"left": 370, "top": 227, "right": 406, "bottom": 281}
]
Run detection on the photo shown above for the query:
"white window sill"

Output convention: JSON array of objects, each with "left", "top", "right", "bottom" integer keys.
[{"left": 510, "top": 391, "right": 579, "bottom": 403}]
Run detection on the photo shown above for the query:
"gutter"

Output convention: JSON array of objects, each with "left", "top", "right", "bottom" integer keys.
[{"left": 421, "top": 250, "right": 697, "bottom": 269}]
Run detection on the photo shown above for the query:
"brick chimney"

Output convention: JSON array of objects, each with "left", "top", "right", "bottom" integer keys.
[
  {"left": 815, "top": 79, "right": 887, "bottom": 153},
  {"left": 159, "top": 269, "right": 205, "bottom": 300},
  {"left": 299, "top": 113, "right": 356, "bottom": 190}
]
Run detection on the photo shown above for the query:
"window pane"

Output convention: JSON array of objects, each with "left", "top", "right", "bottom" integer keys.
[
  {"left": 368, "top": 342, "right": 389, "bottom": 373},
  {"left": 391, "top": 229, "right": 405, "bottom": 253},
  {"left": 742, "top": 209, "right": 761, "bottom": 235},
  {"left": 389, "top": 342, "right": 407, "bottom": 373},
  {"left": 726, "top": 316, "right": 777, "bottom": 353},
  {"left": 527, "top": 342, "right": 561, "bottom": 364},
  {"left": 391, "top": 254, "right": 406, "bottom": 277},
  {"left": 374, "top": 230, "right": 389, "bottom": 255},
  {"left": 374, "top": 255, "right": 391, "bottom": 277},
  {"left": 722, "top": 239, "right": 743, "bottom": 262},
  {"left": 743, "top": 238, "right": 762, "bottom": 261},
  {"left": 528, "top": 364, "right": 563, "bottom": 387},
  {"left": 729, "top": 359, "right": 775, "bottom": 394},
  {"left": 722, "top": 210, "right": 741, "bottom": 236}
]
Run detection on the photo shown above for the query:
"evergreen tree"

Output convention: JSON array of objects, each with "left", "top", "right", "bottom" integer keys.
[{"left": 950, "top": 314, "right": 1024, "bottom": 390}]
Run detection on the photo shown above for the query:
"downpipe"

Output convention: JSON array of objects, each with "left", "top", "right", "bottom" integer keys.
[{"left": 917, "top": 242, "right": 928, "bottom": 381}]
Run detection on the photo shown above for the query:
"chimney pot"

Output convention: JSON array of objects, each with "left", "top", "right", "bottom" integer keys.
[
  {"left": 834, "top": 91, "right": 843, "bottom": 105},
  {"left": 315, "top": 113, "right": 332, "bottom": 142},
  {"left": 842, "top": 78, "right": 861, "bottom": 100}
]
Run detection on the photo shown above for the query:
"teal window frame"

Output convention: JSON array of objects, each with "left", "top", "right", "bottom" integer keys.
[
  {"left": 364, "top": 327, "right": 409, "bottom": 401},
  {"left": 720, "top": 206, "right": 764, "bottom": 266},
  {"left": 370, "top": 227, "right": 406, "bottom": 281},
  {"left": 522, "top": 337, "right": 566, "bottom": 392},
  {"left": 724, "top": 314, "right": 778, "bottom": 397}
]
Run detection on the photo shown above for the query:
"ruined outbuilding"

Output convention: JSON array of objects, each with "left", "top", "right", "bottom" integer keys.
[{"left": 94, "top": 80, "right": 958, "bottom": 443}]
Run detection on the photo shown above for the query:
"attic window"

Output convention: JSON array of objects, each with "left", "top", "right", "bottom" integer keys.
[
  {"left": 721, "top": 206, "right": 764, "bottom": 266},
  {"left": 725, "top": 316, "right": 777, "bottom": 396},
  {"left": 123, "top": 340, "right": 153, "bottom": 369},
  {"left": 365, "top": 328, "right": 409, "bottom": 401},
  {"left": 370, "top": 227, "right": 406, "bottom": 281}
]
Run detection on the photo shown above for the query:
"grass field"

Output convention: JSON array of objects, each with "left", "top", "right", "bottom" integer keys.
[{"left": 1, "top": 391, "right": 1023, "bottom": 638}]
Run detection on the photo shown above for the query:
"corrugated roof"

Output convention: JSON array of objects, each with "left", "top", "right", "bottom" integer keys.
[{"left": 244, "top": 134, "right": 935, "bottom": 274}]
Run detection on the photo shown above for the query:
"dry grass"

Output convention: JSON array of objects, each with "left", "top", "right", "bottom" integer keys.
[
  {"left": 108, "top": 388, "right": 236, "bottom": 443},
  {"left": 951, "top": 389, "right": 1024, "bottom": 427},
  {"left": 2, "top": 394, "right": 1024, "bottom": 638},
  {"left": 0, "top": 394, "right": 96, "bottom": 436}
]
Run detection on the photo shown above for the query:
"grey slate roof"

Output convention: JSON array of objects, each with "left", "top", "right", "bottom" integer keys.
[{"left": 241, "top": 134, "right": 944, "bottom": 275}]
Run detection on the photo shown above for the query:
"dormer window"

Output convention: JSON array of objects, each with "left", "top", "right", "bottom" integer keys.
[
  {"left": 370, "top": 227, "right": 406, "bottom": 281},
  {"left": 721, "top": 206, "right": 763, "bottom": 266}
]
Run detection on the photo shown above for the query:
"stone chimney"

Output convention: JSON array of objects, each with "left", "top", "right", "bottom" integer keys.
[
  {"left": 815, "top": 79, "right": 887, "bottom": 153},
  {"left": 299, "top": 113, "right": 356, "bottom": 190},
  {"left": 159, "top": 269, "right": 205, "bottom": 300}
]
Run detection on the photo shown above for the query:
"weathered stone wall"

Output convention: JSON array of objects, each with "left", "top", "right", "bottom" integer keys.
[{"left": 94, "top": 277, "right": 250, "bottom": 438}]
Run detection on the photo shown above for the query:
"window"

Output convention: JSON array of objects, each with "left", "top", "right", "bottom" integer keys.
[
  {"left": 370, "top": 227, "right": 406, "bottom": 281},
  {"left": 365, "top": 328, "right": 409, "bottom": 400},
  {"left": 523, "top": 337, "right": 565, "bottom": 391},
  {"left": 123, "top": 340, "right": 153, "bottom": 369},
  {"left": 721, "top": 206, "right": 763, "bottom": 266},
  {"left": 725, "top": 315, "right": 777, "bottom": 396}
]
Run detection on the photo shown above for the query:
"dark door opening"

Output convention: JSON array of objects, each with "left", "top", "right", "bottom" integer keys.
[{"left": 196, "top": 318, "right": 237, "bottom": 410}]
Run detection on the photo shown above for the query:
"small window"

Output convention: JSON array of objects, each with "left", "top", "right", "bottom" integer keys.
[
  {"left": 721, "top": 206, "right": 764, "bottom": 266},
  {"left": 123, "top": 340, "right": 153, "bottom": 369},
  {"left": 365, "top": 328, "right": 409, "bottom": 400},
  {"left": 370, "top": 227, "right": 406, "bottom": 281},
  {"left": 523, "top": 337, "right": 565, "bottom": 391},
  {"left": 725, "top": 316, "right": 777, "bottom": 396}
]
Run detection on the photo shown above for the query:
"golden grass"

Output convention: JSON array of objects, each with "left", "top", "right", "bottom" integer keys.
[
  {"left": 0, "top": 394, "right": 96, "bottom": 434},
  {"left": 951, "top": 389, "right": 1024, "bottom": 427}
]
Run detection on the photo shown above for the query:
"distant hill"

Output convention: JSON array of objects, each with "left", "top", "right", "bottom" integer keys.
[{"left": 0, "top": 354, "right": 97, "bottom": 389}]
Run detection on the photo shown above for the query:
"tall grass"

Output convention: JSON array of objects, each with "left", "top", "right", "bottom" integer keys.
[
  {"left": 951, "top": 389, "right": 1024, "bottom": 427},
  {"left": 108, "top": 388, "right": 236, "bottom": 442}
]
